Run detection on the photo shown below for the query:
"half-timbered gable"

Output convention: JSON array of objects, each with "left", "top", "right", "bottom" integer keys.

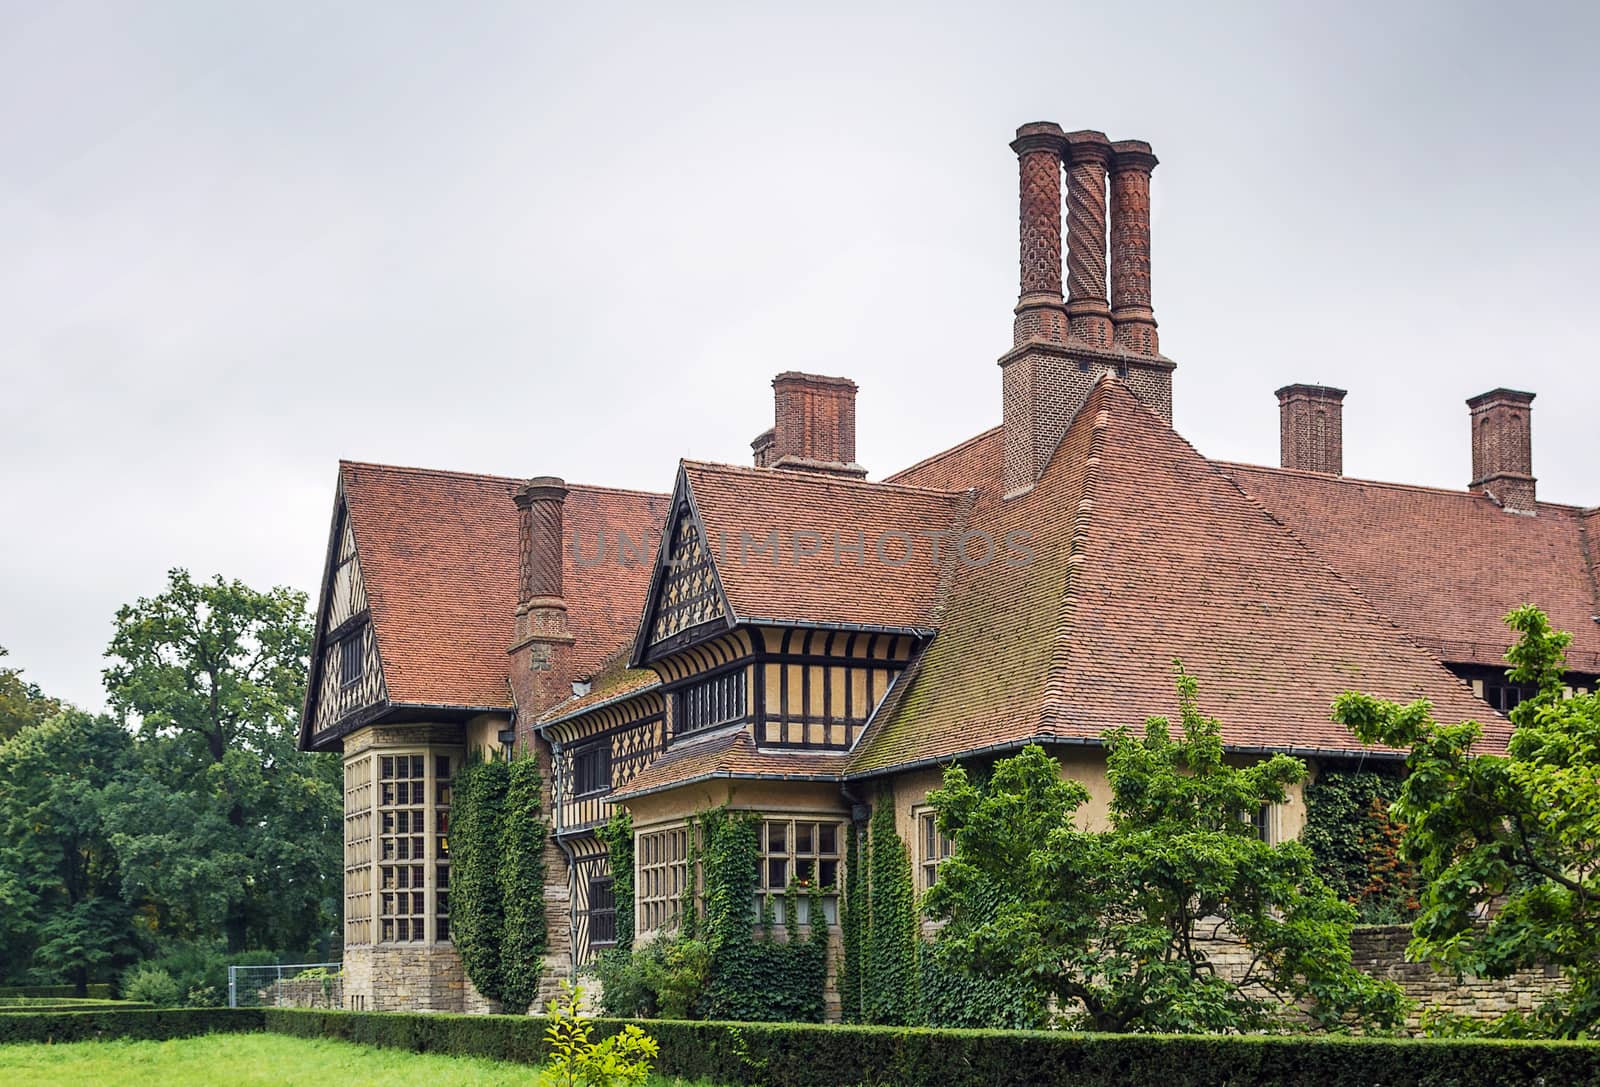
[{"left": 307, "top": 497, "right": 387, "bottom": 736}]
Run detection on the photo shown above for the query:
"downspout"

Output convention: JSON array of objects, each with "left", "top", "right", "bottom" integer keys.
[{"left": 549, "top": 735, "right": 582, "bottom": 982}]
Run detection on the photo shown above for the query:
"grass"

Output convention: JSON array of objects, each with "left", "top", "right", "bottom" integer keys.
[{"left": 0, "top": 1032, "right": 719, "bottom": 1087}]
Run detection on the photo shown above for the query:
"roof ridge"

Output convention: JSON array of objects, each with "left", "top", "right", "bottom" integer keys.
[
  {"left": 1219, "top": 460, "right": 1589, "bottom": 514},
  {"left": 340, "top": 459, "right": 668, "bottom": 500},
  {"left": 1039, "top": 380, "right": 1116, "bottom": 730},
  {"left": 885, "top": 424, "right": 1003, "bottom": 484},
  {"left": 681, "top": 459, "right": 970, "bottom": 500}
]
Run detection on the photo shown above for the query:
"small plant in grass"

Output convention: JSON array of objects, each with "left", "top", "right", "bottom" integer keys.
[{"left": 542, "top": 979, "right": 658, "bottom": 1087}]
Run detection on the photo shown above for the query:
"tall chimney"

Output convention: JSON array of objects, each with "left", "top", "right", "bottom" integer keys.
[
  {"left": 1064, "top": 131, "right": 1115, "bottom": 348},
  {"left": 765, "top": 372, "right": 866, "bottom": 478},
  {"left": 1276, "top": 384, "right": 1347, "bottom": 475},
  {"left": 1109, "top": 141, "right": 1159, "bottom": 356},
  {"left": 1467, "top": 388, "right": 1537, "bottom": 513},
  {"left": 511, "top": 477, "right": 575, "bottom": 677},
  {"left": 1000, "top": 123, "right": 1175, "bottom": 497},
  {"left": 1011, "top": 122, "right": 1068, "bottom": 346}
]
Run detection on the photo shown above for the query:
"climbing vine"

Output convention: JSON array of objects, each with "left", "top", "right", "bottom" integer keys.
[
  {"left": 1303, "top": 767, "right": 1419, "bottom": 924},
  {"left": 839, "top": 817, "right": 865, "bottom": 1022},
  {"left": 597, "top": 811, "right": 635, "bottom": 953},
  {"left": 699, "top": 808, "right": 828, "bottom": 1023},
  {"left": 862, "top": 794, "right": 920, "bottom": 1026},
  {"left": 451, "top": 754, "right": 509, "bottom": 1003},
  {"left": 451, "top": 751, "right": 549, "bottom": 1010},
  {"left": 498, "top": 756, "right": 549, "bottom": 1014}
]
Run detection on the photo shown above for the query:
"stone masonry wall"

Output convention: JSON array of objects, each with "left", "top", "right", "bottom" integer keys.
[{"left": 1349, "top": 924, "right": 1567, "bottom": 1028}]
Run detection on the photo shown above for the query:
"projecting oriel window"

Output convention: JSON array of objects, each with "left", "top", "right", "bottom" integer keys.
[{"left": 675, "top": 670, "right": 746, "bottom": 736}]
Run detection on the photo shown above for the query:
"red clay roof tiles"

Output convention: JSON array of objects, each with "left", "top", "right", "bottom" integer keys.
[{"left": 338, "top": 461, "right": 667, "bottom": 711}]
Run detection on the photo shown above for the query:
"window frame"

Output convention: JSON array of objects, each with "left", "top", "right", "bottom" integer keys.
[
  {"left": 338, "top": 631, "right": 365, "bottom": 691},
  {"left": 571, "top": 739, "right": 612, "bottom": 798},
  {"left": 756, "top": 815, "right": 845, "bottom": 927},
  {"left": 673, "top": 667, "right": 748, "bottom": 738},
  {"left": 916, "top": 808, "right": 953, "bottom": 892}
]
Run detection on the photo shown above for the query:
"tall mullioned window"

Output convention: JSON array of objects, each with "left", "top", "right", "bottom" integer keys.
[
  {"left": 370, "top": 751, "right": 455, "bottom": 944},
  {"left": 637, "top": 825, "right": 688, "bottom": 934}
]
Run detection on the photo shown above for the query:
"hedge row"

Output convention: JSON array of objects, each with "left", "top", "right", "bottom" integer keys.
[
  {"left": 264, "top": 1010, "right": 1600, "bottom": 1087},
  {"left": 9, "top": 1006, "right": 1600, "bottom": 1087},
  {"left": 0, "top": 1000, "right": 154, "bottom": 1014},
  {"left": 0, "top": 984, "right": 114, "bottom": 1000},
  {"left": 0, "top": 1008, "right": 261, "bottom": 1045}
]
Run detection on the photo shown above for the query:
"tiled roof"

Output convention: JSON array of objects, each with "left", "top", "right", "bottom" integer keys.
[
  {"left": 1221, "top": 464, "right": 1600, "bottom": 675},
  {"left": 850, "top": 379, "right": 1507, "bottom": 775},
  {"left": 537, "top": 654, "right": 661, "bottom": 726},
  {"left": 681, "top": 461, "right": 971, "bottom": 631},
  {"left": 339, "top": 461, "right": 668, "bottom": 710},
  {"left": 609, "top": 726, "right": 848, "bottom": 801}
]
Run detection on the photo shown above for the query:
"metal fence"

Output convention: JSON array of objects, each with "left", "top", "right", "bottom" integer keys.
[{"left": 226, "top": 962, "right": 342, "bottom": 1009}]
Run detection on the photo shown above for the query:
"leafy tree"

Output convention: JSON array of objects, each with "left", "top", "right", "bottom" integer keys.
[
  {"left": 101, "top": 569, "right": 338, "bottom": 954},
  {"left": 0, "top": 646, "right": 63, "bottom": 742},
  {"left": 0, "top": 711, "right": 141, "bottom": 992},
  {"left": 928, "top": 668, "right": 1405, "bottom": 1033},
  {"left": 1334, "top": 606, "right": 1600, "bottom": 1037}
]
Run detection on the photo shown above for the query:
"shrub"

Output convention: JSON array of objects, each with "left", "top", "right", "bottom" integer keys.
[
  {"left": 0, "top": 1007, "right": 260, "bottom": 1044},
  {"left": 122, "top": 966, "right": 181, "bottom": 1007},
  {"left": 542, "top": 980, "right": 658, "bottom": 1087},
  {"left": 591, "top": 948, "right": 654, "bottom": 1019},
  {"left": 0, "top": 984, "right": 113, "bottom": 1000},
  {"left": 251, "top": 1009, "right": 1600, "bottom": 1086}
]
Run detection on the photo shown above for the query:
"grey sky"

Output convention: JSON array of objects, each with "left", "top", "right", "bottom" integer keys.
[{"left": 3, "top": 1, "right": 1596, "bottom": 711}]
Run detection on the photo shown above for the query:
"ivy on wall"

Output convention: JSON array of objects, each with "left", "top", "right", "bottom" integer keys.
[
  {"left": 597, "top": 811, "right": 635, "bottom": 953},
  {"left": 839, "top": 817, "right": 865, "bottom": 1023},
  {"left": 1302, "top": 767, "right": 1419, "bottom": 924},
  {"left": 700, "top": 808, "right": 828, "bottom": 1023},
  {"left": 497, "top": 757, "right": 549, "bottom": 1014},
  {"left": 451, "top": 756, "right": 508, "bottom": 1003},
  {"left": 450, "top": 751, "right": 549, "bottom": 1012},
  {"left": 862, "top": 794, "right": 921, "bottom": 1026}
]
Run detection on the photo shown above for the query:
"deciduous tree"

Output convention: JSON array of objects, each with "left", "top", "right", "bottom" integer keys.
[
  {"left": 928, "top": 668, "right": 1405, "bottom": 1033},
  {"left": 1335, "top": 606, "right": 1600, "bottom": 1037}
]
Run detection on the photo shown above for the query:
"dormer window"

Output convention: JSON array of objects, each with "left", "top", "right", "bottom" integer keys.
[{"left": 675, "top": 669, "right": 747, "bottom": 737}]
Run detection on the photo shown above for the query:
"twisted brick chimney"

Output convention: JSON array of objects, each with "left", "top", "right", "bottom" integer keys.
[
  {"left": 1468, "top": 389, "right": 1537, "bottom": 514},
  {"left": 1001, "top": 122, "right": 1175, "bottom": 496},
  {"left": 510, "top": 477, "right": 575, "bottom": 711},
  {"left": 1276, "top": 384, "right": 1347, "bottom": 475},
  {"left": 752, "top": 372, "right": 866, "bottom": 478}
]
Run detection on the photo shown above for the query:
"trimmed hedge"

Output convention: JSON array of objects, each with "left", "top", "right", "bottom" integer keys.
[
  {"left": 0, "top": 984, "right": 113, "bottom": 1000},
  {"left": 8, "top": 1006, "right": 1600, "bottom": 1087},
  {"left": 0, "top": 1000, "right": 154, "bottom": 1014},
  {"left": 0, "top": 1008, "right": 261, "bottom": 1044},
  {"left": 264, "top": 1010, "right": 1600, "bottom": 1087}
]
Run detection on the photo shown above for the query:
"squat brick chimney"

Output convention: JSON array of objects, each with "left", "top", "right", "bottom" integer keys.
[
  {"left": 1000, "top": 122, "right": 1175, "bottom": 496},
  {"left": 1467, "top": 388, "right": 1537, "bottom": 513},
  {"left": 760, "top": 372, "right": 866, "bottom": 478},
  {"left": 1276, "top": 384, "right": 1346, "bottom": 475}
]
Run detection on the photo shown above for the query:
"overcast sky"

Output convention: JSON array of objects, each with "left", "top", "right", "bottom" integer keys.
[{"left": 3, "top": 1, "right": 1596, "bottom": 711}]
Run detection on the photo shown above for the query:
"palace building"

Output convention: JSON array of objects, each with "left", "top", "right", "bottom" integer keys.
[{"left": 298, "top": 122, "right": 1600, "bottom": 1014}]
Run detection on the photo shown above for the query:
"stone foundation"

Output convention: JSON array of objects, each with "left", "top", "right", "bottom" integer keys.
[{"left": 343, "top": 943, "right": 498, "bottom": 1013}]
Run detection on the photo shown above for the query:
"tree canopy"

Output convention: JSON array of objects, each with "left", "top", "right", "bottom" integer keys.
[
  {"left": 1334, "top": 605, "right": 1600, "bottom": 1037},
  {"left": 927, "top": 668, "right": 1405, "bottom": 1033}
]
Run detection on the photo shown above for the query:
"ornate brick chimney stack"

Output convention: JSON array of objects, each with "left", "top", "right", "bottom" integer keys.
[
  {"left": 1467, "top": 389, "right": 1537, "bottom": 513},
  {"left": 1109, "top": 141, "right": 1160, "bottom": 358},
  {"left": 510, "top": 477, "right": 576, "bottom": 712},
  {"left": 1276, "top": 384, "right": 1347, "bottom": 475},
  {"left": 758, "top": 372, "right": 866, "bottom": 478},
  {"left": 1001, "top": 122, "right": 1176, "bottom": 497}
]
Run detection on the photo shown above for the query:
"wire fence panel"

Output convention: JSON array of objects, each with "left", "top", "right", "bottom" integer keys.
[{"left": 226, "top": 962, "right": 342, "bottom": 1009}]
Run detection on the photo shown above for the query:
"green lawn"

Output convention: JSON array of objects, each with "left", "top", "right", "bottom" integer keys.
[{"left": 0, "top": 1032, "right": 717, "bottom": 1087}]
